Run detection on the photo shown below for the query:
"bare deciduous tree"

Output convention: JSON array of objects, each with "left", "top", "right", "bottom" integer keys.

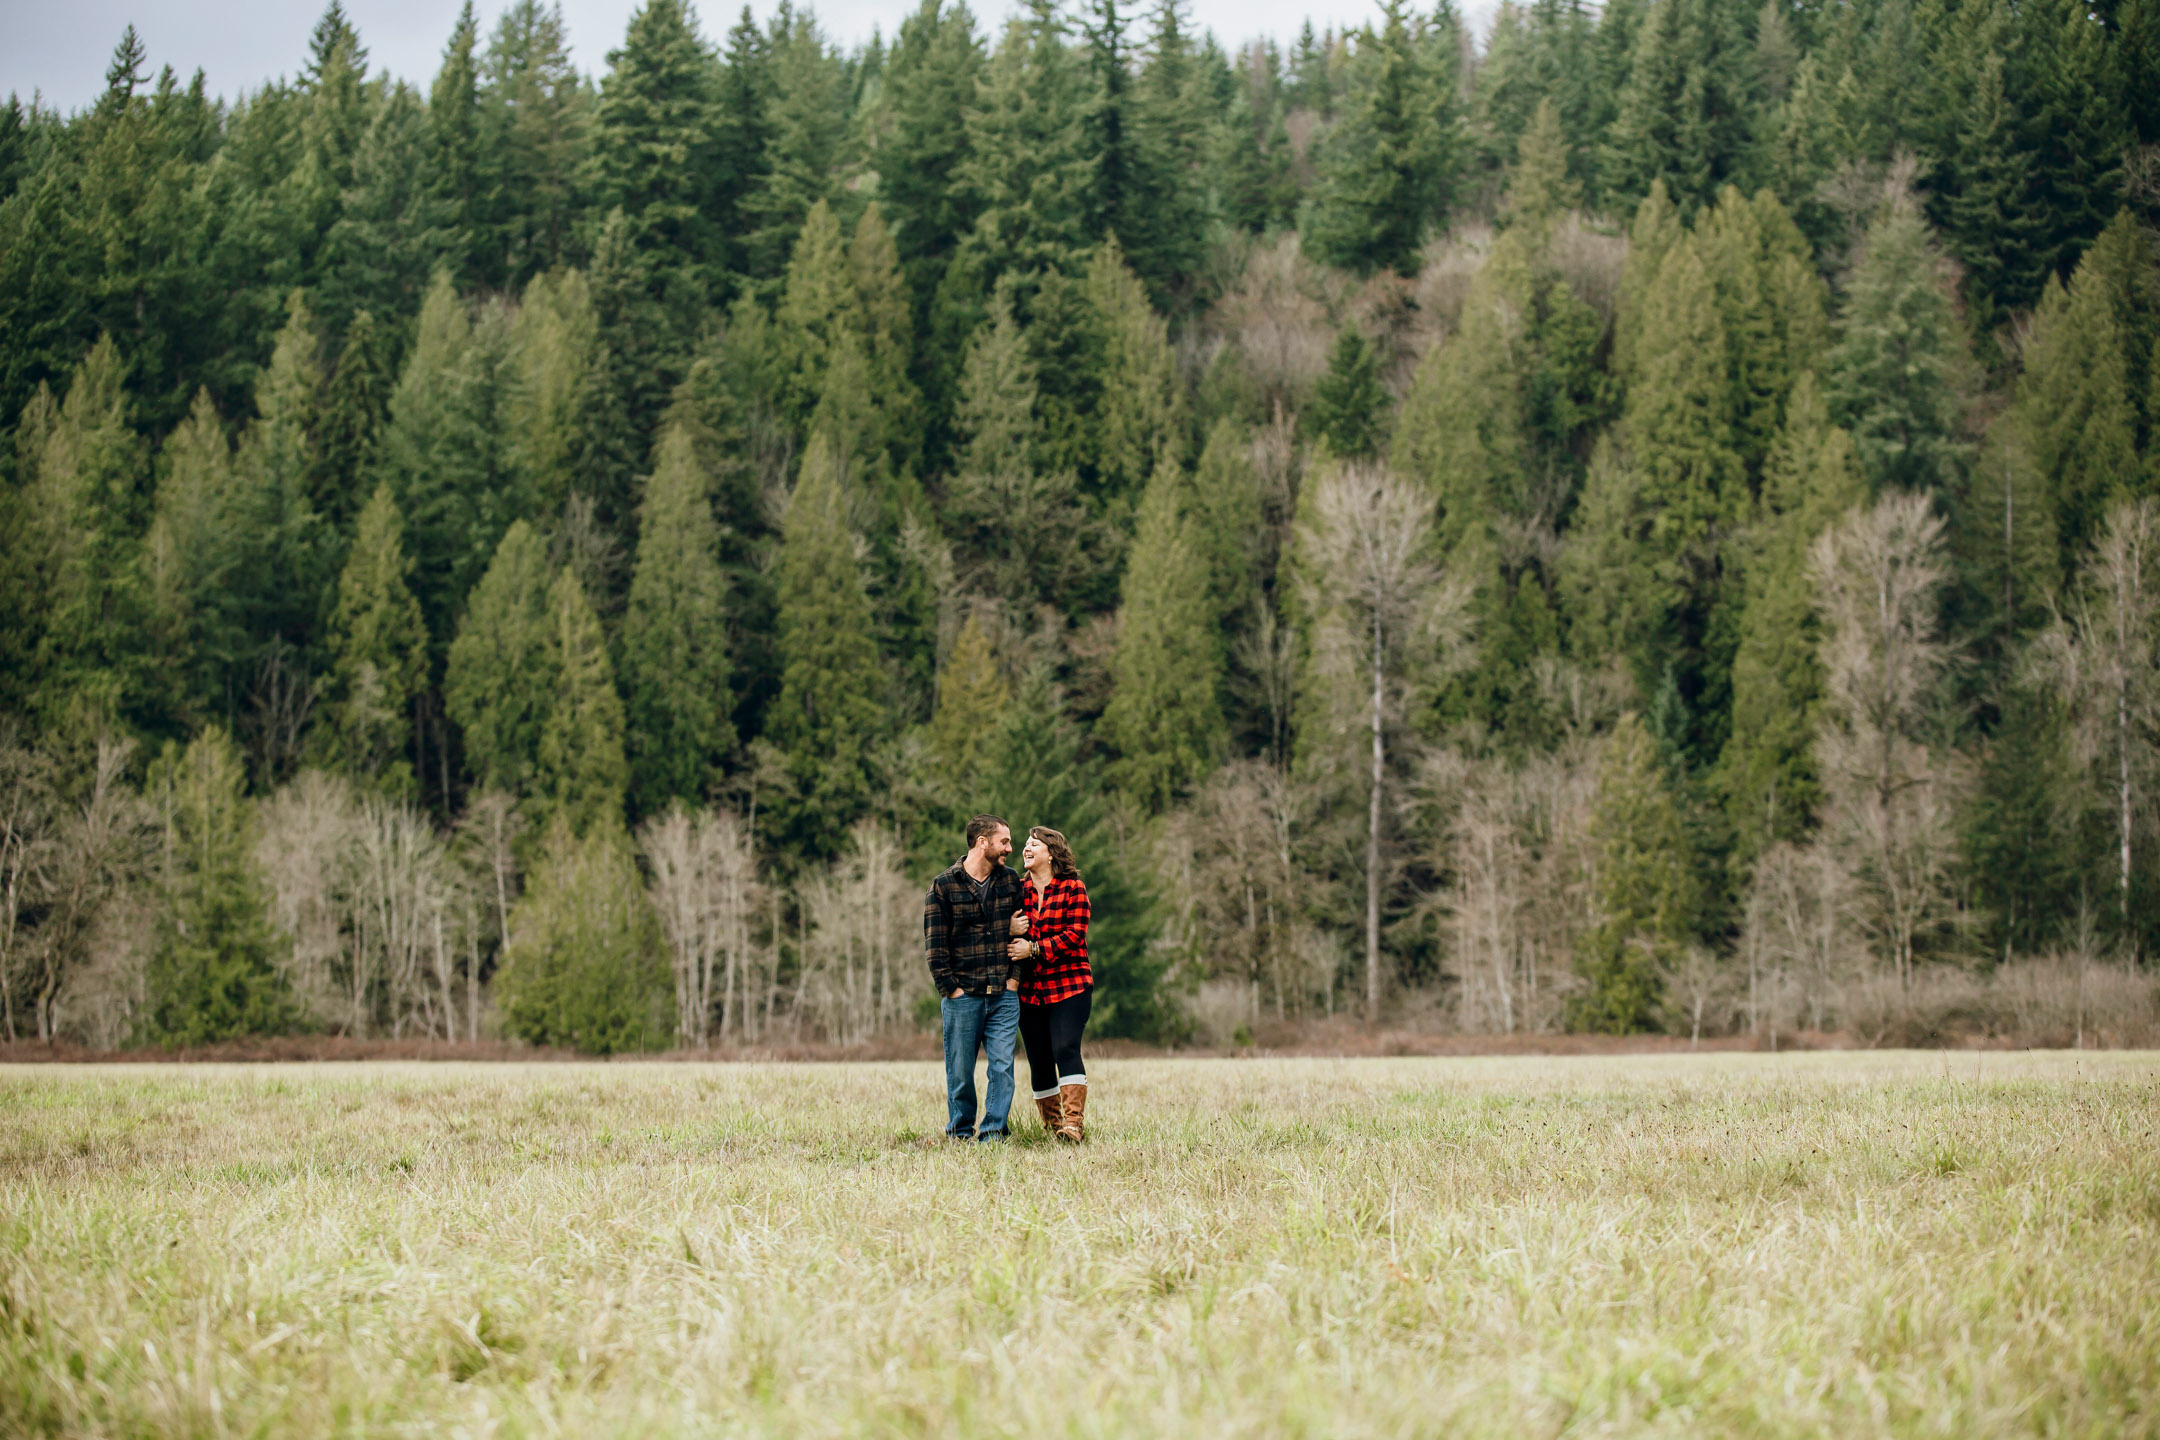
[
  {"left": 642, "top": 803, "right": 766, "bottom": 1047},
  {"left": 1295, "top": 462, "right": 1472, "bottom": 1018},
  {"left": 796, "top": 820, "right": 914, "bottom": 1044},
  {"left": 1812, "top": 492, "right": 1961, "bottom": 987},
  {"left": 2026, "top": 499, "right": 2160, "bottom": 957}
]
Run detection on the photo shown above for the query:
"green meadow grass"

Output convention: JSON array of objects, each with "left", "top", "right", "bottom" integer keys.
[{"left": 1, "top": 1052, "right": 2155, "bottom": 1437}]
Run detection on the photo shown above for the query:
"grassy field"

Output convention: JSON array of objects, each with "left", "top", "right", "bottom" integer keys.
[{"left": 1, "top": 1054, "right": 2155, "bottom": 1438}]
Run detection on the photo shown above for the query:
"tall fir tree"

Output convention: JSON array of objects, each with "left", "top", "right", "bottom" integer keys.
[
  {"left": 1572, "top": 711, "right": 1698, "bottom": 1033},
  {"left": 1087, "top": 238, "right": 1182, "bottom": 508},
  {"left": 2015, "top": 261, "right": 2139, "bottom": 584},
  {"left": 1308, "top": 325, "right": 1388, "bottom": 460},
  {"left": 768, "top": 435, "right": 889, "bottom": 855},
  {"left": 1304, "top": 0, "right": 1454, "bottom": 275},
  {"left": 929, "top": 613, "right": 1010, "bottom": 769},
  {"left": 534, "top": 564, "right": 629, "bottom": 839},
  {"left": 1102, "top": 458, "right": 1229, "bottom": 811},
  {"left": 958, "top": 0, "right": 1099, "bottom": 285},
  {"left": 504, "top": 267, "right": 607, "bottom": 525},
  {"left": 371, "top": 270, "right": 516, "bottom": 654},
  {"left": 142, "top": 726, "right": 297, "bottom": 1045},
  {"left": 313, "top": 308, "right": 389, "bottom": 534},
  {"left": 319, "top": 484, "right": 428, "bottom": 796},
  {"left": 623, "top": 424, "right": 733, "bottom": 818},
  {"left": 585, "top": 0, "right": 720, "bottom": 314},
  {"left": 1717, "top": 372, "right": 1864, "bottom": 863},
  {"left": 1827, "top": 200, "right": 1969, "bottom": 493},
  {"left": 445, "top": 519, "right": 557, "bottom": 799}
]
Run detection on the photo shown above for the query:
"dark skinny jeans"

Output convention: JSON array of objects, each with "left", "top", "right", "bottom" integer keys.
[{"left": 1018, "top": 987, "right": 1091, "bottom": 1096}]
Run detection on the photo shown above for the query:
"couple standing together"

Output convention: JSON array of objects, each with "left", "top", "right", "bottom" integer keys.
[{"left": 924, "top": 814, "right": 1093, "bottom": 1143}]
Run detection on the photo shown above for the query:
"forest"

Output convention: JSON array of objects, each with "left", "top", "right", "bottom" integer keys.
[{"left": 0, "top": 0, "right": 2156, "bottom": 1051}]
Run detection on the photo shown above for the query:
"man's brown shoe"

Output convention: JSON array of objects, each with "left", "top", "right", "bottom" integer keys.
[{"left": 1055, "top": 1082, "right": 1086, "bottom": 1143}]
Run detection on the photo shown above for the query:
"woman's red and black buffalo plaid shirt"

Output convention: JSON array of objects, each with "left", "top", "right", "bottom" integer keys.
[{"left": 1019, "top": 875, "right": 1091, "bottom": 1005}]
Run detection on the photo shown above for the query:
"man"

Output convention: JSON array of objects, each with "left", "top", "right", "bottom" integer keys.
[{"left": 925, "top": 814, "right": 1026, "bottom": 1141}]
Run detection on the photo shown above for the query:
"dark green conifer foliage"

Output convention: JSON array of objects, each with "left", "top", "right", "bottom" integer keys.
[
  {"left": 2006, "top": 0, "right": 2128, "bottom": 292},
  {"left": 1183, "top": 418, "right": 1270, "bottom": 632},
  {"left": 497, "top": 819, "right": 669, "bottom": 1053},
  {"left": 624, "top": 425, "right": 733, "bottom": 818},
  {"left": 142, "top": 727, "right": 297, "bottom": 1045},
  {"left": 1936, "top": 49, "right": 2042, "bottom": 328},
  {"left": 2078, "top": 213, "right": 2160, "bottom": 455},
  {"left": 979, "top": 667, "right": 1170, "bottom": 1038},
  {"left": 878, "top": 0, "right": 984, "bottom": 294},
  {"left": 446, "top": 520, "right": 557, "bottom": 798},
  {"left": 1963, "top": 684, "right": 2087, "bottom": 960},
  {"left": 23, "top": 338, "right": 154, "bottom": 730},
  {"left": 1601, "top": 0, "right": 1763, "bottom": 214},
  {"left": 746, "top": 8, "right": 850, "bottom": 280},
  {"left": 230, "top": 296, "right": 329, "bottom": 665},
  {"left": 505, "top": 268, "right": 606, "bottom": 526},
  {"left": 586, "top": 0, "right": 719, "bottom": 305},
  {"left": 1123, "top": 0, "right": 1214, "bottom": 305},
  {"left": 372, "top": 271, "right": 514, "bottom": 653},
  {"left": 1572, "top": 711, "right": 1697, "bottom": 1033},
  {"left": 483, "top": 0, "right": 590, "bottom": 285},
  {"left": 1088, "top": 238, "right": 1182, "bottom": 507},
  {"left": 959, "top": 2, "right": 1094, "bottom": 285},
  {"left": 148, "top": 391, "right": 243, "bottom": 723},
  {"left": 320, "top": 484, "right": 428, "bottom": 796},
  {"left": 1827, "top": 201, "right": 1968, "bottom": 493},
  {"left": 1304, "top": 0, "right": 1453, "bottom": 275},
  {"left": 1613, "top": 180, "right": 1683, "bottom": 383},
  {"left": 1717, "top": 373, "right": 1863, "bottom": 861},
  {"left": 1025, "top": 269, "right": 1109, "bottom": 488},
  {"left": 534, "top": 565, "right": 629, "bottom": 839},
  {"left": 314, "top": 309, "right": 389, "bottom": 535},
  {"left": 1103, "top": 460, "right": 1229, "bottom": 811},
  {"left": 769, "top": 436, "right": 889, "bottom": 856},
  {"left": 425, "top": 3, "right": 487, "bottom": 283},
  {"left": 2016, "top": 263, "right": 2138, "bottom": 582},
  {"left": 1308, "top": 326, "right": 1387, "bottom": 460}
]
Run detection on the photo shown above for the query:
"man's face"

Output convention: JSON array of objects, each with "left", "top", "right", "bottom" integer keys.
[{"left": 979, "top": 825, "right": 1012, "bottom": 865}]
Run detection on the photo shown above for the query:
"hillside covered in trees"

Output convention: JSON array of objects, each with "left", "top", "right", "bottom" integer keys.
[{"left": 2, "top": 0, "right": 2157, "bottom": 1050}]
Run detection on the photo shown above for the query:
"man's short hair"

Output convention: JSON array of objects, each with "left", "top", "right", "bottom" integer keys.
[{"left": 964, "top": 814, "right": 1009, "bottom": 849}]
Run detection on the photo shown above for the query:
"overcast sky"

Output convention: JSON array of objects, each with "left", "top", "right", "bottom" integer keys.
[{"left": 5, "top": 0, "right": 1499, "bottom": 115}]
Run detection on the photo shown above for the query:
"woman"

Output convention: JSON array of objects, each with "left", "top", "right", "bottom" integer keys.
[{"left": 1009, "top": 826, "right": 1092, "bottom": 1142}]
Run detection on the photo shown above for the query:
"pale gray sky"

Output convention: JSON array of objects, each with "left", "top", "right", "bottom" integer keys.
[{"left": 4, "top": 0, "right": 1498, "bottom": 116}]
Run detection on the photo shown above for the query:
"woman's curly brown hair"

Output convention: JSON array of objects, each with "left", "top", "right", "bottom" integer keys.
[{"left": 1028, "top": 826, "right": 1083, "bottom": 882}]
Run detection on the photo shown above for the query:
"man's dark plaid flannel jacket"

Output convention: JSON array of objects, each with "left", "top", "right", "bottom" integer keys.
[
  {"left": 924, "top": 859, "right": 1025, "bottom": 997},
  {"left": 1019, "top": 875, "right": 1091, "bottom": 1006}
]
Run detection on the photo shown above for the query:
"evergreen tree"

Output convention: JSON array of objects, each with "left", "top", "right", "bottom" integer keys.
[
  {"left": 712, "top": 6, "right": 775, "bottom": 281},
  {"left": 497, "top": 818, "right": 669, "bottom": 1052},
  {"left": 623, "top": 425, "right": 733, "bottom": 818},
  {"left": 1827, "top": 200, "right": 1969, "bottom": 493},
  {"left": 1962, "top": 683, "right": 2086, "bottom": 960},
  {"left": 1613, "top": 180, "right": 1682, "bottom": 384},
  {"left": 1572, "top": 711, "right": 1697, "bottom": 1033},
  {"left": 1304, "top": 0, "right": 1454, "bottom": 275},
  {"left": 482, "top": 0, "right": 589, "bottom": 285},
  {"left": 1087, "top": 238, "right": 1181, "bottom": 507},
  {"left": 534, "top": 564, "right": 629, "bottom": 839},
  {"left": 504, "top": 267, "right": 606, "bottom": 525},
  {"left": 1506, "top": 97, "right": 1580, "bottom": 234},
  {"left": 878, "top": 0, "right": 984, "bottom": 294},
  {"left": 320, "top": 484, "right": 428, "bottom": 796},
  {"left": 777, "top": 199, "right": 858, "bottom": 429},
  {"left": 230, "top": 294, "right": 328, "bottom": 666},
  {"left": 1717, "top": 372, "right": 1864, "bottom": 862},
  {"left": 2016, "top": 262, "right": 2139, "bottom": 583},
  {"left": 1308, "top": 325, "right": 1387, "bottom": 460},
  {"left": 1123, "top": 0, "right": 1214, "bottom": 304},
  {"left": 979, "top": 667, "right": 1170, "bottom": 1038},
  {"left": 446, "top": 519, "right": 556, "bottom": 798},
  {"left": 958, "top": 1, "right": 1094, "bottom": 285},
  {"left": 314, "top": 308, "right": 389, "bottom": 534},
  {"left": 142, "top": 727, "right": 297, "bottom": 1045},
  {"left": 1102, "top": 459, "right": 1229, "bottom": 811},
  {"left": 147, "top": 390, "right": 243, "bottom": 723},
  {"left": 21, "top": 338, "right": 154, "bottom": 731},
  {"left": 1601, "top": 0, "right": 1763, "bottom": 213},
  {"left": 424, "top": 2, "right": 487, "bottom": 284},
  {"left": 744, "top": 7, "right": 850, "bottom": 280},
  {"left": 372, "top": 270, "right": 515, "bottom": 652},
  {"left": 1183, "top": 417, "right": 1269, "bottom": 632},
  {"left": 1935, "top": 48, "right": 2043, "bottom": 328},
  {"left": 849, "top": 202, "right": 924, "bottom": 479},
  {"left": 930, "top": 613, "right": 1010, "bottom": 768},
  {"left": 585, "top": 0, "right": 720, "bottom": 315},
  {"left": 768, "top": 435, "right": 889, "bottom": 855}
]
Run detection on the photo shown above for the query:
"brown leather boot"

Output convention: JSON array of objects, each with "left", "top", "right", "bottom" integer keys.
[
  {"left": 1055, "top": 1082, "right": 1087, "bottom": 1143},
  {"left": 1033, "top": 1091, "right": 1064, "bottom": 1134}
]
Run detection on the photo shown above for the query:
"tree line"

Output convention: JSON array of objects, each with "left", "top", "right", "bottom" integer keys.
[{"left": 1, "top": 0, "right": 2156, "bottom": 1049}]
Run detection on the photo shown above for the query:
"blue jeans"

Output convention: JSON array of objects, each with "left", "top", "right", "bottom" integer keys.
[{"left": 941, "top": 989, "right": 1019, "bottom": 1140}]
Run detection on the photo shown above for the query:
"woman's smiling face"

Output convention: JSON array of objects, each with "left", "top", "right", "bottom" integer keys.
[{"left": 1021, "top": 833, "right": 1048, "bottom": 872}]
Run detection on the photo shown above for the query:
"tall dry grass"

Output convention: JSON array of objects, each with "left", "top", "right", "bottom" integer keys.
[{"left": 2, "top": 1053, "right": 2155, "bottom": 1436}]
